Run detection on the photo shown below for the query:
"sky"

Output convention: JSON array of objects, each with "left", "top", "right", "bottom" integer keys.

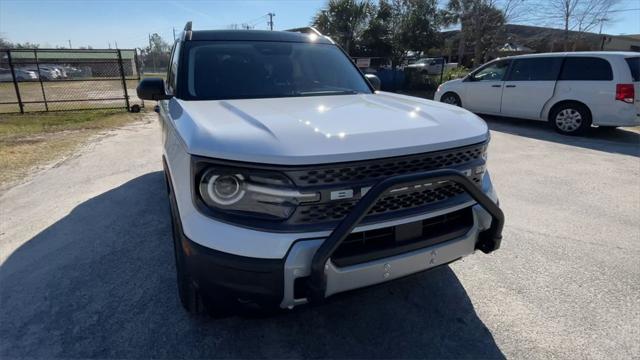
[{"left": 0, "top": 0, "right": 639, "bottom": 50}]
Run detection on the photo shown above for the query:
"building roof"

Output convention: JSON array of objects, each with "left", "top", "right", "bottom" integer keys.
[{"left": 190, "top": 29, "right": 333, "bottom": 44}]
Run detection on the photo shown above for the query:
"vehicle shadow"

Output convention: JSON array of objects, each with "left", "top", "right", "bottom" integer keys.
[
  {"left": 482, "top": 115, "right": 640, "bottom": 157},
  {"left": 0, "top": 171, "right": 504, "bottom": 359}
]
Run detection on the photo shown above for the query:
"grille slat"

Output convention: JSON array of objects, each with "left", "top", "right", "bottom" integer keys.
[{"left": 286, "top": 143, "right": 486, "bottom": 187}]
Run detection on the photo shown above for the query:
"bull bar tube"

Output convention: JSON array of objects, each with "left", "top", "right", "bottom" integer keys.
[{"left": 307, "top": 169, "right": 505, "bottom": 303}]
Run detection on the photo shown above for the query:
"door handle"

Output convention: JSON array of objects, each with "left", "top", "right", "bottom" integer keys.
[
  {"left": 505, "top": 85, "right": 516, "bottom": 88},
  {"left": 491, "top": 84, "right": 502, "bottom": 88}
]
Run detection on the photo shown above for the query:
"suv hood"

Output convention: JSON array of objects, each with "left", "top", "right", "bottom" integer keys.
[{"left": 170, "top": 92, "right": 488, "bottom": 165}]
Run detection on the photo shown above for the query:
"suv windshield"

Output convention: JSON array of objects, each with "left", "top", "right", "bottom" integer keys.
[{"left": 183, "top": 41, "right": 372, "bottom": 100}]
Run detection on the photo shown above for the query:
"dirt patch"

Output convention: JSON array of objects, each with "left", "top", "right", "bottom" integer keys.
[{"left": 0, "top": 110, "right": 152, "bottom": 188}]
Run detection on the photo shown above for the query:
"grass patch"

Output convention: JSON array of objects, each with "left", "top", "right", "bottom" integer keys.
[
  {"left": 142, "top": 72, "right": 166, "bottom": 79},
  {"left": 0, "top": 110, "right": 143, "bottom": 186}
]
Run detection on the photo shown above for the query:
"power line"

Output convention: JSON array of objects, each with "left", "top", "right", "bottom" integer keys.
[
  {"left": 607, "top": 7, "right": 640, "bottom": 12},
  {"left": 243, "top": 14, "right": 269, "bottom": 26}
]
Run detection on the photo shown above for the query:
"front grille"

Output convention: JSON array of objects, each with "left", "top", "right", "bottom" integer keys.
[
  {"left": 281, "top": 142, "right": 487, "bottom": 227},
  {"left": 331, "top": 207, "right": 474, "bottom": 266},
  {"left": 286, "top": 142, "right": 486, "bottom": 186},
  {"left": 290, "top": 182, "right": 471, "bottom": 224}
]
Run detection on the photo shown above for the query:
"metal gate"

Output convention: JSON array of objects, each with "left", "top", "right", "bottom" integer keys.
[{"left": 0, "top": 48, "right": 144, "bottom": 113}]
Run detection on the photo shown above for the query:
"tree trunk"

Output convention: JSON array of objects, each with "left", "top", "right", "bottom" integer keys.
[
  {"left": 563, "top": 10, "right": 569, "bottom": 51},
  {"left": 457, "top": 30, "right": 465, "bottom": 65},
  {"left": 473, "top": 41, "right": 482, "bottom": 68}
]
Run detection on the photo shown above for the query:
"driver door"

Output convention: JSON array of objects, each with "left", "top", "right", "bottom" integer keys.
[{"left": 462, "top": 59, "right": 510, "bottom": 114}]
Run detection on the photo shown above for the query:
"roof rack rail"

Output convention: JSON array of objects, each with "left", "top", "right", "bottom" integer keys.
[
  {"left": 285, "top": 27, "right": 323, "bottom": 36},
  {"left": 183, "top": 21, "right": 193, "bottom": 41}
]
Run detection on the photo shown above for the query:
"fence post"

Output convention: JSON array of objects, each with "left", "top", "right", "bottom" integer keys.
[
  {"left": 133, "top": 49, "right": 144, "bottom": 109},
  {"left": 6, "top": 50, "right": 24, "bottom": 114},
  {"left": 33, "top": 49, "right": 49, "bottom": 111},
  {"left": 116, "top": 49, "right": 130, "bottom": 111}
]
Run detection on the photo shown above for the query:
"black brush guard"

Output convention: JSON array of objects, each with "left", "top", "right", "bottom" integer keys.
[{"left": 307, "top": 169, "right": 505, "bottom": 302}]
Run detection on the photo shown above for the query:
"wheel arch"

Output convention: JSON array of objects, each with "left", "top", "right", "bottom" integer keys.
[
  {"left": 441, "top": 91, "right": 462, "bottom": 106},
  {"left": 546, "top": 99, "right": 592, "bottom": 122}
]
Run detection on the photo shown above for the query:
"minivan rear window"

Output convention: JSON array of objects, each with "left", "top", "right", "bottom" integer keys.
[
  {"left": 559, "top": 57, "right": 613, "bottom": 81},
  {"left": 625, "top": 57, "right": 639, "bottom": 82}
]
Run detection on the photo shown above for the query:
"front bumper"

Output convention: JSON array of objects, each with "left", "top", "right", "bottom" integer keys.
[
  {"left": 180, "top": 169, "right": 503, "bottom": 310},
  {"left": 279, "top": 203, "right": 492, "bottom": 308}
]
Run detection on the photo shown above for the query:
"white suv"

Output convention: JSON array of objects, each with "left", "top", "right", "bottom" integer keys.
[
  {"left": 435, "top": 52, "right": 640, "bottom": 135},
  {"left": 137, "top": 24, "right": 504, "bottom": 317}
]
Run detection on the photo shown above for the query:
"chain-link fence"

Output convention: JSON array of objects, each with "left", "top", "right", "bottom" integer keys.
[{"left": 0, "top": 48, "right": 144, "bottom": 113}]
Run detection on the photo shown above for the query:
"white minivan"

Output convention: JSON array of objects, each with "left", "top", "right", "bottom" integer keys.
[{"left": 435, "top": 52, "right": 639, "bottom": 135}]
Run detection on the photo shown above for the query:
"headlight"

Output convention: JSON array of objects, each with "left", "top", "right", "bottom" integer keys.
[
  {"left": 196, "top": 164, "right": 319, "bottom": 221},
  {"left": 205, "top": 173, "right": 245, "bottom": 205}
]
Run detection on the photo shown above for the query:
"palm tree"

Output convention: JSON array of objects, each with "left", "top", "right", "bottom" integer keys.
[{"left": 312, "top": 0, "right": 374, "bottom": 54}]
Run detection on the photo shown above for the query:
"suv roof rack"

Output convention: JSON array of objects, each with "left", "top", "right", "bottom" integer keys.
[
  {"left": 183, "top": 21, "right": 193, "bottom": 41},
  {"left": 285, "top": 27, "right": 323, "bottom": 36}
]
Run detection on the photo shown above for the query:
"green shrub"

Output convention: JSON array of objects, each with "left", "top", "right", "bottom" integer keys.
[{"left": 442, "top": 66, "right": 470, "bottom": 82}]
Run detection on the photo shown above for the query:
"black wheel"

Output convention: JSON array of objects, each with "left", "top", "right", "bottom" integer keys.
[
  {"left": 549, "top": 102, "right": 592, "bottom": 135},
  {"left": 165, "top": 168, "right": 234, "bottom": 317},
  {"left": 129, "top": 104, "right": 141, "bottom": 113},
  {"left": 440, "top": 92, "right": 461, "bottom": 107}
]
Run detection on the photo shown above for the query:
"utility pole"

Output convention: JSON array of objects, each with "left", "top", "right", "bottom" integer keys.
[
  {"left": 115, "top": 41, "right": 118, "bottom": 49},
  {"left": 68, "top": 40, "right": 72, "bottom": 49},
  {"left": 598, "top": 18, "right": 609, "bottom": 34},
  {"left": 108, "top": 42, "right": 111, "bottom": 49},
  {"left": 173, "top": 27, "right": 176, "bottom": 41},
  {"left": 267, "top": 12, "right": 275, "bottom": 31}
]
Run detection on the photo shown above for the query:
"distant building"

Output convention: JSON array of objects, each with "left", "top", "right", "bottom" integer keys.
[
  {"left": 438, "top": 24, "right": 640, "bottom": 67},
  {"left": 601, "top": 34, "right": 640, "bottom": 52}
]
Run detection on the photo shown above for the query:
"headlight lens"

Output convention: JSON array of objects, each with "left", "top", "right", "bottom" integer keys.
[
  {"left": 197, "top": 166, "right": 318, "bottom": 220},
  {"left": 206, "top": 173, "right": 245, "bottom": 205}
]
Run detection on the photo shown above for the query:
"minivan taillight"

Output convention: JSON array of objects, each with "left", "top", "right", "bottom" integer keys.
[{"left": 616, "top": 84, "right": 635, "bottom": 104}]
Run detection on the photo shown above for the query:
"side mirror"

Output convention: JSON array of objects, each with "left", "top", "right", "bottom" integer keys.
[
  {"left": 365, "top": 74, "right": 381, "bottom": 91},
  {"left": 136, "top": 78, "right": 171, "bottom": 100}
]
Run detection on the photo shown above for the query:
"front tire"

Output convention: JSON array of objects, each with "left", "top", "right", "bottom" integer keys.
[
  {"left": 550, "top": 103, "right": 592, "bottom": 135},
  {"left": 440, "top": 92, "right": 461, "bottom": 107},
  {"left": 167, "top": 173, "right": 206, "bottom": 315},
  {"left": 165, "top": 167, "right": 234, "bottom": 317}
]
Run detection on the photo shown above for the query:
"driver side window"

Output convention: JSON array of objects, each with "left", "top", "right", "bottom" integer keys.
[{"left": 470, "top": 60, "right": 510, "bottom": 82}]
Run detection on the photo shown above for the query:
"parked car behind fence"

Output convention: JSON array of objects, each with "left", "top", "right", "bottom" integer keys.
[{"left": 0, "top": 68, "right": 38, "bottom": 82}]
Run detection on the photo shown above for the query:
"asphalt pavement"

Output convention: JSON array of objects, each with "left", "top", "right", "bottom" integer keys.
[{"left": 1, "top": 113, "right": 638, "bottom": 359}]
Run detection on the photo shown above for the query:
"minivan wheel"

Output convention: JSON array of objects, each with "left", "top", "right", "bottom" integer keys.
[
  {"left": 550, "top": 103, "right": 591, "bottom": 135},
  {"left": 441, "top": 93, "right": 461, "bottom": 107}
]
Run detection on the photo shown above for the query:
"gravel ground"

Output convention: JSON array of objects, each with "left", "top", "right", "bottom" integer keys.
[{"left": 0, "top": 113, "right": 638, "bottom": 359}]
